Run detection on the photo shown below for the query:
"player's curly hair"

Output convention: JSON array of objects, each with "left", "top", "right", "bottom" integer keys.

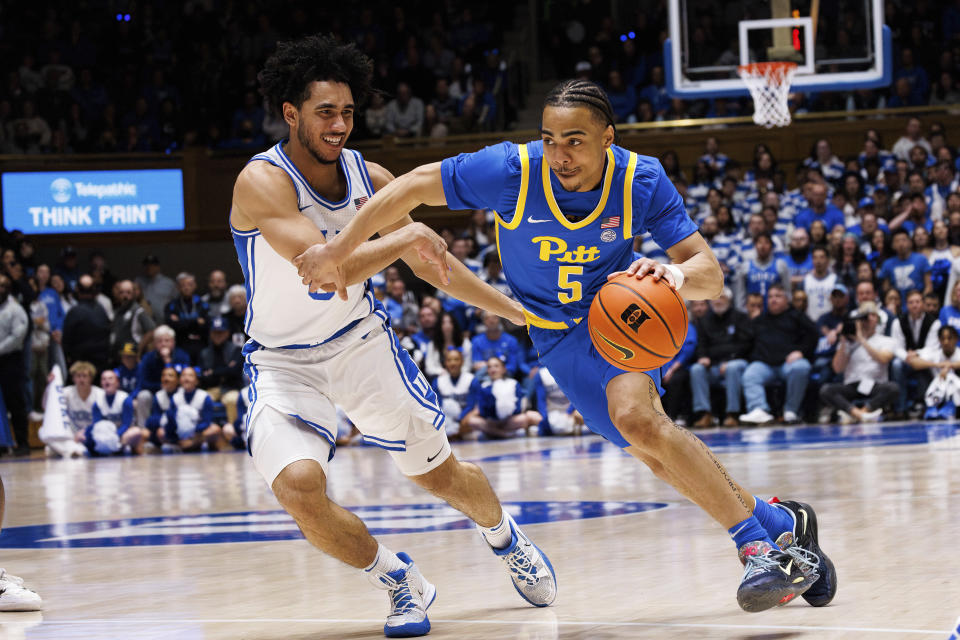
[
  {"left": 258, "top": 34, "right": 374, "bottom": 115},
  {"left": 543, "top": 79, "right": 619, "bottom": 142}
]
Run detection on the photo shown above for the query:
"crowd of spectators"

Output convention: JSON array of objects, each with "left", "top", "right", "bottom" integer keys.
[
  {"left": 5, "top": 114, "right": 960, "bottom": 456},
  {"left": 0, "top": 1, "right": 519, "bottom": 155},
  {"left": 6, "top": 1, "right": 960, "bottom": 158},
  {"left": 545, "top": 0, "right": 960, "bottom": 123}
]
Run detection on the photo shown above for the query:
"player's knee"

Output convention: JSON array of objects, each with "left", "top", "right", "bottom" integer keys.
[
  {"left": 273, "top": 460, "right": 328, "bottom": 514},
  {"left": 611, "top": 405, "right": 665, "bottom": 447}
]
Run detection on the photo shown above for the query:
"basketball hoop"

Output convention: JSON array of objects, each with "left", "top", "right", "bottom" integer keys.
[{"left": 737, "top": 62, "right": 798, "bottom": 128}]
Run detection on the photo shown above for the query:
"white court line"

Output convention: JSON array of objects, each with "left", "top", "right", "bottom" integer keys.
[{"left": 32, "top": 617, "right": 945, "bottom": 635}]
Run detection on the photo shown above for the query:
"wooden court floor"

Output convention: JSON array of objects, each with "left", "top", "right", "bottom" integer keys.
[{"left": 0, "top": 421, "right": 958, "bottom": 639}]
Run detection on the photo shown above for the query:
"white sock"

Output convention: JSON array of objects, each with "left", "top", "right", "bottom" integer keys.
[
  {"left": 478, "top": 509, "right": 513, "bottom": 550},
  {"left": 363, "top": 544, "right": 407, "bottom": 589}
]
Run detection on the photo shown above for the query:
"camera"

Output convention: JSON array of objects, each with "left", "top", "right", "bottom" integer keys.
[{"left": 841, "top": 310, "right": 866, "bottom": 338}]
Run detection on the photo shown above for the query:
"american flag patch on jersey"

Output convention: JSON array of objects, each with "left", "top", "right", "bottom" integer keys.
[
  {"left": 354, "top": 196, "right": 368, "bottom": 209},
  {"left": 600, "top": 216, "right": 620, "bottom": 228}
]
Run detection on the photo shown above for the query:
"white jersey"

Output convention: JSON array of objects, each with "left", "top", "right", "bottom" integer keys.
[
  {"left": 435, "top": 371, "right": 476, "bottom": 420},
  {"left": 95, "top": 390, "right": 130, "bottom": 427},
  {"left": 63, "top": 385, "right": 105, "bottom": 434},
  {"left": 802, "top": 271, "right": 837, "bottom": 323},
  {"left": 232, "top": 142, "right": 377, "bottom": 348}
]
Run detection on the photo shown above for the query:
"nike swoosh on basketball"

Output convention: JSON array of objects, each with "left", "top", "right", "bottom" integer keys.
[
  {"left": 426, "top": 446, "right": 445, "bottom": 463},
  {"left": 592, "top": 329, "right": 634, "bottom": 360},
  {"left": 528, "top": 218, "right": 552, "bottom": 223}
]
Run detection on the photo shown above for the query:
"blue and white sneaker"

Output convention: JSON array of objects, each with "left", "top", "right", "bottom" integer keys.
[
  {"left": 379, "top": 552, "right": 436, "bottom": 638},
  {"left": 481, "top": 512, "right": 557, "bottom": 607}
]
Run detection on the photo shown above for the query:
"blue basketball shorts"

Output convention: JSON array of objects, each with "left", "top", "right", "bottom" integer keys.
[{"left": 530, "top": 321, "right": 664, "bottom": 448}]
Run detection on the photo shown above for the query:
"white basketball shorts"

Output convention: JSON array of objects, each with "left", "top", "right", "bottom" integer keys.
[{"left": 243, "top": 314, "right": 451, "bottom": 486}]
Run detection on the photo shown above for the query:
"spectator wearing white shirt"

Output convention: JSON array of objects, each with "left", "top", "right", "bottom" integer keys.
[
  {"left": 819, "top": 302, "right": 897, "bottom": 423},
  {"left": 890, "top": 289, "right": 940, "bottom": 417},
  {"left": 384, "top": 82, "right": 424, "bottom": 137},
  {"left": 907, "top": 325, "right": 960, "bottom": 419}
]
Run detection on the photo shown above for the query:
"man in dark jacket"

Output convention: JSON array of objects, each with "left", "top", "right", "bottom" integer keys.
[
  {"left": 134, "top": 324, "right": 191, "bottom": 427},
  {"left": 164, "top": 272, "right": 210, "bottom": 362},
  {"left": 740, "top": 284, "right": 819, "bottom": 425},
  {"left": 198, "top": 317, "right": 244, "bottom": 425},
  {"left": 689, "top": 287, "right": 753, "bottom": 427},
  {"left": 62, "top": 274, "right": 111, "bottom": 372}
]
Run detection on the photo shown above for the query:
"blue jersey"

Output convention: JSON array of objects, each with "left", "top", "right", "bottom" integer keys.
[
  {"left": 441, "top": 141, "right": 697, "bottom": 343},
  {"left": 879, "top": 254, "right": 929, "bottom": 301},
  {"left": 783, "top": 253, "right": 813, "bottom": 280},
  {"left": 746, "top": 259, "right": 781, "bottom": 299}
]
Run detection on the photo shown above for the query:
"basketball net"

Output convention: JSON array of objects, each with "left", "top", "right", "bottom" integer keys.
[{"left": 737, "top": 62, "right": 798, "bottom": 128}]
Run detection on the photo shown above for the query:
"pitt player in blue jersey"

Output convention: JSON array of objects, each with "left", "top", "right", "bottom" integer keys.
[{"left": 301, "top": 80, "right": 837, "bottom": 613}]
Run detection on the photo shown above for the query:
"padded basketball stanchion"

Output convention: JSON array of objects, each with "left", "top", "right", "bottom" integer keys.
[{"left": 737, "top": 62, "right": 798, "bottom": 128}]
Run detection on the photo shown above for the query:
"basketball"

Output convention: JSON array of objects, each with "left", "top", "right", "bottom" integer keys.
[{"left": 588, "top": 273, "right": 688, "bottom": 371}]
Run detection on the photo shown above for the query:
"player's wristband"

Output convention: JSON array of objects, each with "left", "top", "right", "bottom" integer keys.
[{"left": 663, "top": 264, "right": 685, "bottom": 290}]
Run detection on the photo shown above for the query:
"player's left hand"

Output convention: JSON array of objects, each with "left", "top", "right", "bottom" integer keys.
[
  {"left": 607, "top": 258, "right": 678, "bottom": 289},
  {"left": 295, "top": 243, "right": 347, "bottom": 299}
]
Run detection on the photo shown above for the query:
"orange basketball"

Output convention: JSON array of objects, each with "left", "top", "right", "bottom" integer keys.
[{"left": 588, "top": 273, "right": 688, "bottom": 371}]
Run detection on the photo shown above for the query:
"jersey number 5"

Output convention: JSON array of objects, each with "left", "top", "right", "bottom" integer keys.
[{"left": 557, "top": 266, "right": 583, "bottom": 304}]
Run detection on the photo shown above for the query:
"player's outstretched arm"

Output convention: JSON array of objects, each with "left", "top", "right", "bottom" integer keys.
[
  {"left": 608, "top": 232, "right": 723, "bottom": 300},
  {"left": 362, "top": 162, "right": 523, "bottom": 325},
  {"left": 232, "top": 162, "right": 436, "bottom": 298},
  {"left": 295, "top": 162, "right": 450, "bottom": 294}
]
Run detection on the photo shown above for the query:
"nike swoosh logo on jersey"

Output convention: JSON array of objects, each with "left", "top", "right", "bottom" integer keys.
[
  {"left": 426, "top": 446, "right": 445, "bottom": 463},
  {"left": 527, "top": 218, "right": 552, "bottom": 223},
  {"left": 298, "top": 204, "right": 312, "bottom": 211}
]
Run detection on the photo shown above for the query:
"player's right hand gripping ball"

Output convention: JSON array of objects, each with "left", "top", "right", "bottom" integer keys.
[{"left": 588, "top": 273, "right": 688, "bottom": 371}]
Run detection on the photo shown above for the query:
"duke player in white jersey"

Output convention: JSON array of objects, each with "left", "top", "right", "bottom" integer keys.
[{"left": 229, "top": 35, "right": 555, "bottom": 638}]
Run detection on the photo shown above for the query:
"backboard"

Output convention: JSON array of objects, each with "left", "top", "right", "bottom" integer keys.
[{"left": 665, "top": 0, "right": 892, "bottom": 98}]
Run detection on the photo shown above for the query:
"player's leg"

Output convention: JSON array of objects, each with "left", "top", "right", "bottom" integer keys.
[
  {"left": 253, "top": 404, "right": 435, "bottom": 637},
  {"left": 0, "top": 476, "right": 42, "bottom": 611},
  {"left": 401, "top": 442, "right": 558, "bottom": 608},
  {"left": 339, "top": 326, "right": 556, "bottom": 607},
  {"left": 607, "top": 372, "right": 822, "bottom": 611}
]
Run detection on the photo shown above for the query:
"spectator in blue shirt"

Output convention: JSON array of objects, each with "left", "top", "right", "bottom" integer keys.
[
  {"left": 891, "top": 193, "right": 933, "bottom": 236},
  {"left": 605, "top": 70, "right": 637, "bottom": 123},
  {"left": 135, "top": 325, "right": 191, "bottom": 429},
  {"left": 892, "top": 48, "right": 929, "bottom": 105},
  {"left": 794, "top": 182, "right": 845, "bottom": 232},
  {"left": 470, "top": 311, "right": 523, "bottom": 378},
  {"left": 639, "top": 65, "right": 670, "bottom": 118},
  {"left": 114, "top": 342, "right": 141, "bottom": 393},
  {"left": 699, "top": 136, "right": 729, "bottom": 177},
  {"left": 879, "top": 228, "right": 932, "bottom": 309}
]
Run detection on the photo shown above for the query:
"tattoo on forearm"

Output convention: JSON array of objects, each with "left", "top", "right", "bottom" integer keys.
[{"left": 647, "top": 379, "right": 750, "bottom": 512}]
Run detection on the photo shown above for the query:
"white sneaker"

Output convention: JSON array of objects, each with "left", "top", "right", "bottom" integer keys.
[
  {"left": 377, "top": 552, "right": 435, "bottom": 638},
  {"left": 837, "top": 410, "right": 856, "bottom": 425},
  {"left": 483, "top": 512, "right": 557, "bottom": 607},
  {"left": 0, "top": 570, "right": 42, "bottom": 611},
  {"left": 739, "top": 408, "right": 775, "bottom": 425},
  {"left": 817, "top": 407, "right": 833, "bottom": 424},
  {"left": 783, "top": 410, "right": 800, "bottom": 424},
  {"left": 27, "top": 412, "right": 43, "bottom": 423},
  {"left": 526, "top": 425, "right": 539, "bottom": 437},
  {"left": 861, "top": 408, "right": 883, "bottom": 423}
]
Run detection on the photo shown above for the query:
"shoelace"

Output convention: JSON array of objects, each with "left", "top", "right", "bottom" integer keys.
[
  {"left": 741, "top": 549, "right": 789, "bottom": 581},
  {"left": 783, "top": 546, "right": 821, "bottom": 580},
  {"left": 387, "top": 578, "right": 418, "bottom": 616},
  {"left": 504, "top": 544, "right": 539, "bottom": 586}
]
